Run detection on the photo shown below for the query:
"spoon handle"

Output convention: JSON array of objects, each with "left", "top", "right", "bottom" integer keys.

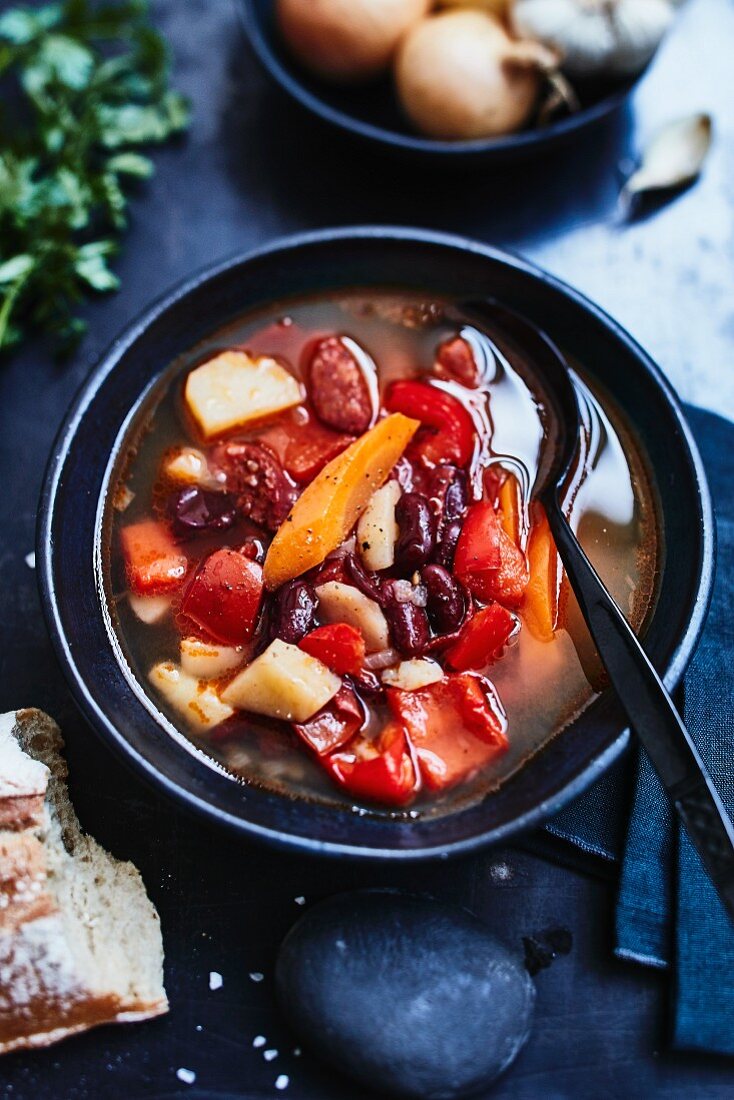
[{"left": 545, "top": 496, "right": 734, "bottom": 923}]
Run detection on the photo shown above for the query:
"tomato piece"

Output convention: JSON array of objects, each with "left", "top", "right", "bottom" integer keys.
[
  {"left": 444, "top": 603, "right": 517, "bottom": 671},
  {"left": 454, "top": 502, "right": 501, "bottom": 577},
  {"left": 435, "top": 335, "right": 479, "bottom": 388},
  {"left": 299, "top": 623, "right": 366, "bottom": 675},
  {"left": 323, "top": 721, "right": 417, "bottom": 806},
  {"left": 182, "top": 549, "right": 263, "bottom": 646},
  {"left": 385, "top": 380, "right": 475, "bottom": 467},
  {"left": 259, "top": 411, "right": 353, "bottom": 485},
  {"left": 524, "top": 506, "right": 561, "bottom": 642},
  {"left": 465, "top": 527, "right": 529, "bottom": 608},
  {"left": 387, "top": 673, "right": 507, "bottom": 792},
  {"left": 121, "top": 519, "right": 188, "bottom": 595},
  {"left": 293, "top": 685, "right": 364, "bottom": 756}
]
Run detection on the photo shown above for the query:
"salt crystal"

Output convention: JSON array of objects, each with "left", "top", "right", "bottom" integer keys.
[
  {"left": 252, "top": 1035, "right": 266, "bottom": 1048},
  {"left": 264, "top": 1048, "right": 278, "bottom": 1061},
  {"left": 275, "top": 1075, "right": 290, "bottom": 1090},
  {"left": 176, "top": 1068, "right": 196, "bottom": 1085},
  {"left": 294, "top": 896, "right": 306, "bottom": 906},
  {"left": 249, "top": 971, "right": 264, "bottom": 982},
  {"left": 24, "top": 552, "right": 35, "bottom": 569},
  {"left": 209, "top": 971, "right": 223, "bottom": 991}
]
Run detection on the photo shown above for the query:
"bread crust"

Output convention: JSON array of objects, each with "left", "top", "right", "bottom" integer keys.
[{"left": 0, "top": 709, "right": 168, "bottom": 1055}]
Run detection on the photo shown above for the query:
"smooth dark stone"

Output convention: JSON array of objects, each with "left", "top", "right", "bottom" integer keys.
[{"left": 276, "top": 890, "right": 535, "bottom": 1099}]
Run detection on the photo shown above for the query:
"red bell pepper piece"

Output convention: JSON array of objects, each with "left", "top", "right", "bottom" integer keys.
[
  {"left": 298, "top": 622, "right": 366, "bottom": 675},
  {"left": 294, "top": 685, "right": 364, "bottom": 756},
  {"left": 182, "top": 548, "right": 263, "bottom": 646},
  {"left": 323, "top": 721, "right": 417, "bottom": 806},
  {"left": 454, "top": 502, "right": 501, "bottom": 577},
  {"left": 385, "top": 380, "right": 475, "bottom": 467},
  {"left": 258, "top": 411, "right": 353, "bottom": 484},
  {"left": 444, "top": 603, "right": 517, "bottom": 671},
  {"left": 121, "top": 519, "right": 188, "bottom": 595},
  {"left": 387, "top": 673, "right": 507, "bottom": 792},
  {"left": 435, "top": 335, "right": 479, "bottom": 388},
  {"left": 464, "top": 528, "right": 529, "bottom": 608}
]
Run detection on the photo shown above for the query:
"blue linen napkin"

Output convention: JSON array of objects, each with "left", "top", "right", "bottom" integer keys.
[{"left": 546, "top": 404, "right": 734, "bottom": 1055}]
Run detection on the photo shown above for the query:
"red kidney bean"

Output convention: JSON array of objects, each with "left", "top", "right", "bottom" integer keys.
[
  {"left": 384, "top": 599, "right": 430, "bottom": 658},
  {"left": 431, "top": 464, "right": 469, "bottom": 522},
  {"left": 348, "top": 668, "right": 384, "bottom": 700},
  {"left": 168, "top": 486, "right": 236, "bottom": 538},
  {"left": 344, "top": 553, "right": 386, "bottom": 606},
  {"left": 271, "top": 580, "right": 318, "bottom": 644},
  {"left": 395, "top": 493, "right": 435, "bottom": 572},
  {"left": 432, "top": 519, "right": 462, "bottom": 571},
  {"left": 307, "top": 336, "right": 374, "bottom": 434},
  {"left": 422, "top": 563, "right": 466, "bottom": 634},
  {"left": 212, "top": 441, "right": 296, "bottom": 532}
]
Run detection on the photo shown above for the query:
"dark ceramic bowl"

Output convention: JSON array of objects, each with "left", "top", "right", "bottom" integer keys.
[
  {"left": 38, "top": 227, "right": 714, "bottom": 859},
  {"left": 239, "top": 0, "right": 639, "bottom": 164}
]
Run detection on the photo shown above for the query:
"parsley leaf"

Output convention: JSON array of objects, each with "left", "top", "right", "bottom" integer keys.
[{"left": 0, "top": 0, "right": 189, "bottom": 354}]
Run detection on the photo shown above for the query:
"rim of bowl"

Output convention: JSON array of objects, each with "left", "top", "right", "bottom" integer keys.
[
  {"left": 238, "top": 0, "right": 639, "bottom": 159},
  {"left": 37, "top": 226, "right": 715, "bottom": 859}
]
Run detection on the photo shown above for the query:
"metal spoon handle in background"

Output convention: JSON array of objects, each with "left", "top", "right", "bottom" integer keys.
[{"left": 544, "top": 493, "right": 734, "bottom": 922}]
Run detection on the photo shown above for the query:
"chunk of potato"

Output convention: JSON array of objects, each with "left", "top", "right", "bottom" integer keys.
[
  {"left": 357, "top": 479, "right": 401, "bottom": 571},
  {"left": 164, "top": 446, "right": 219, "bottom": 487},
  {"left": 381, "top": 658, "right": 444, "bottom": 691},
  {"left": 315, "top": 581, "right": 390, "bottom": 653},
  {"left": 185, "top": 350, "right": 303, "bottom": 439},
  {"left": 264, "top": 413, "right": 419, "bottom": 589},
  {"left": 221, "top": 639, "right": 341, "bottom": 722},
  {"left": 180, "top": 637, "right": 244, "bottom": 679},
  {"left": 129, "top": 592, "right": 172, "bottom": 624},
  {"left": 149, "top": 661, "right": 234, "bottom": 732}
]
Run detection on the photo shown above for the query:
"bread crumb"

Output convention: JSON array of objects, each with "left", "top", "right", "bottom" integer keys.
[
  {"left": 208, "top": 971, "right": 223, "bottom": 991},
  {"left": 176, "top": 1068, "right": 196, "bottom": 1085}
]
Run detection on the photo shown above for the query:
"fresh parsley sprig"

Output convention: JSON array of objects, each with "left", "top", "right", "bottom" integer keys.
[{"left": 0, "top": 0, "right": 189, "bottom": 353}]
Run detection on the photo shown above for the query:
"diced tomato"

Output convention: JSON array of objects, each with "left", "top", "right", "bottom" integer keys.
[
  {"left": 454, "top": 502, "right": 501, "bottom": 578},
  {"left": 299, "top": 623, "right": 366, "bottom": 675},
  {"left": 121, "top": 519, "right": 188, "bottom": 595},
  {"left": 323, "top": 721, "right": 417, "bottom": 806},
  {"left": 444, "top": 603, "right": 517, "bottom": 671},
  {"left": 465, "top": 527, "right": 529, "bottom": 608},
  {"left": 387, "top": 673, "right": 507, "bottom": 792},
  {"left": 258, "top": 410, "right": 353, "bottom": 484},
  {"left": 435, "top": 335, "right": 479, "bottom": 388},
  {"left": 294, "top": 685, "right": 364, "bottom": 756},
  {"left": 181, "top": 548, "right": 263, "bottom": 646},
  {"left": 385, "top": 380, "right": 475, "bottom": 467},
  {"left": 524, "top": 506, "right": 561, "bottom": 642},
  {"left": 454, "top": 501, "right": 528, "bottom": 608}
]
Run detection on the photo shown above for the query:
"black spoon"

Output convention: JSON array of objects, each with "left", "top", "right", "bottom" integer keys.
[{"left": 464, "top": 299, "right": 734, "bottom": 923}]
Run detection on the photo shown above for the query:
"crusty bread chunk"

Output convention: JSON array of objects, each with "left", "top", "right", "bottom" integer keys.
[{"left": 0, "top": 709, "right": 168, "bottom": 1054}]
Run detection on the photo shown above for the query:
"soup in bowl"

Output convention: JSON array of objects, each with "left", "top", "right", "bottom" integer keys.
[
  {"left": 105, "top": 290, "right": 657, "bottom": 815},
  {"left": 39, "top": 229, "right": 711, "bottom": 855}
]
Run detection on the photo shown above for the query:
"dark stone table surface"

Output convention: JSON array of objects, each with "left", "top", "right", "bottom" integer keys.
[{"left": 1, "top": 0, "right": 733, "bottom": 1096}]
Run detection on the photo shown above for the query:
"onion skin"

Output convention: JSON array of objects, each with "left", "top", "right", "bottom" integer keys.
[
  {"left": 276, "top": 0, "right": 432, "bottom": 84},
  {"left": 395, "top": 11, "right": 556, "bottom": 141}
]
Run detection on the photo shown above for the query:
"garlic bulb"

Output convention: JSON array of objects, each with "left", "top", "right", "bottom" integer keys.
[{"left": 512, "top": 0, "right": 675, "bottom": 80}]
